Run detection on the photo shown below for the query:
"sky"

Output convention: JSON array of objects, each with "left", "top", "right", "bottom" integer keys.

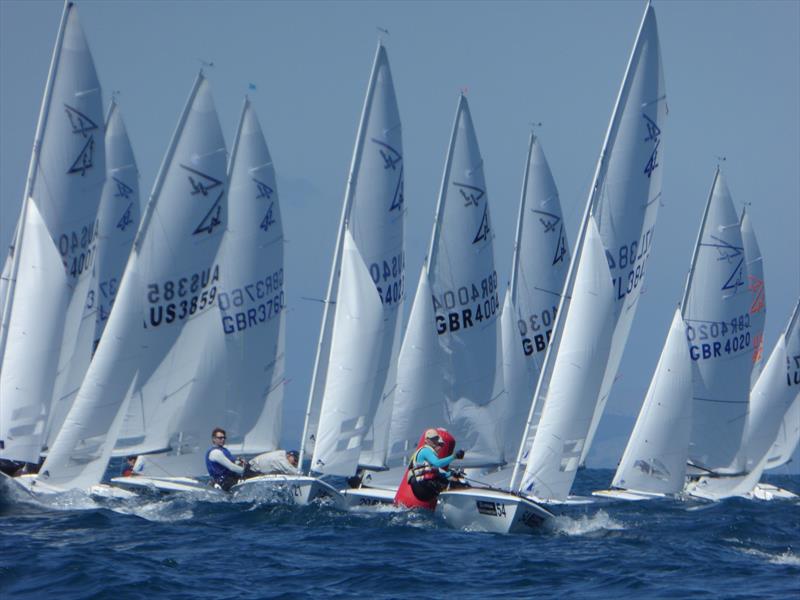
[{"left": 1, "top": 0, "right": 798, "bottom": 471}]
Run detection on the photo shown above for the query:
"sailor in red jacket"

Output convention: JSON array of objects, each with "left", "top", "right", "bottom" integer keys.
[{"left": 394, "top": 428, "right": 464, "bottom": 509}]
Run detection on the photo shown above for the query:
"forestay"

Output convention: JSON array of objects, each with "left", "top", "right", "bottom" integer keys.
[
  {"left": 516, "top": 3, "right": 666, "bottom": 500},
  {"left": 38, "top": 74, "right": 227, "bottom": 489},
  {"left": 500, "top": 134, "right": 569, "bottom": 463},
  {"left": 43, "top": 99, "right": 140, "bottom": 454},
  {"left": 683, "top": 170, "right": 752, "bottom": 473},
  {"left": 301, "top": 43, "right": 404, "bottom": 472},
  {"left": 0, "top": 3, "right": 105, "bottom": 463},
  {"left": 612, "top": 309, "right": 692, "bottom": 494},
  {"left": 426, "top": 94, "right": 504, "bottom": 468}
]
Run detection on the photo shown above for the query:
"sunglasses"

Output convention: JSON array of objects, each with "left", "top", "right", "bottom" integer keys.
[{"left": 214, "top": 435, "right": 226, "bottom": 440}]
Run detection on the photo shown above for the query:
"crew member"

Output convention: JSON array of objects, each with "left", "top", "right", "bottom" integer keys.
[
  {"left": 121, "top": 456, "right": 138, "bottom": 477},
  {"left": 205, "top": 427, "right": 245, "bottom": 491},
  {"left": 248, "top": 449, "right": 300, "bottom": 475},
  {"left": 395, "top": 428, "right": 464, "bottom": 509}
]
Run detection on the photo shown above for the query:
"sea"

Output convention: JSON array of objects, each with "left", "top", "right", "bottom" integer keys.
[{"left": 1, "top": 466, "right": 798, "bottom": 599}]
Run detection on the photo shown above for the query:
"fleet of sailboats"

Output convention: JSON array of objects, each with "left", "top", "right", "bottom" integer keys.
[{"left": 1, "top": 1, "right": 797, "bottom": 532}]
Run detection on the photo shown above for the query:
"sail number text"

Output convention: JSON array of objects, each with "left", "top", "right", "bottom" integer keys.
[
  {"left": 686, "top": 313, "right": 752, "bottom": 360},
  {"left": 433, "top": 270, "right": 499, "bottom": 334},
  {"left": 218, "top": 268, "right": 284, "bottom": 334},
  {"left": 517, "top": 305, "right": 558, "bottom": 355},
  {"left": 607, "top": 225, "right": 655, "bottom": 301},
  {"left": 59, "top": 219, "right": 99, "bottom": 278},
  {"left": 146, "top": 265, "right": 220, "bottom": 327},
  {"left": 369, "top": 251, "right": 405, "bottom": 306}
]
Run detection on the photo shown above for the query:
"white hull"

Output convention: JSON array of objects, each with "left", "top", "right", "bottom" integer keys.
[
  {"left": 110, "top": 476, "right": 221, "bottom": 496},
  {"left": 437, "top": 488, "right": 555, "bottom": 534},
  {"left": 748, "top": 483, "right": 798, "bottom": 501},
  {"left": 339, "top": 486, "right": 397, "bottom": 508},
  {"left": 592, "top": 489, "right": 668, "bottom": 501},
  {"left": 4, "top": 473, "right": 136, "bottom": 499},
  {"left": 230, "top": 474, "right": 345, "bottom": 507}
]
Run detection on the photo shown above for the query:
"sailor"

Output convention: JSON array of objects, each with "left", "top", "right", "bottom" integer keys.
[
  {"left": 248, "top": 449, "right": 300, "bottom": 475},
  {"left": 403, "top": 428, "right": 464, "bottom": 506},
  {"left": 205, "top": 427, "right": 246, "bottom": 491},
  {"left": 121, "top": 456, "right": 138, "bottom": 477}
]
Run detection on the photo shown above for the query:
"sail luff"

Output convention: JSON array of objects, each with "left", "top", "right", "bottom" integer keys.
[
  {"left": 299, "top": 42, "right": 385, "bottom": 469},
  {"left": 680, "top": 168, "right": 720, "bottom": 317},
  {"left": 427, "top": 94, "right": 465, "bottom": 273}
]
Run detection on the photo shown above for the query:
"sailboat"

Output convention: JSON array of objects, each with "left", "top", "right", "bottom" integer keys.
[
  {"left": 111, "top": 97, "right": 289, "bottom": 496},
  {"left": 257, "top": 42, "right": 406, "bottom": 506},
  {"left": 0, "top": 1, "right": 105, "bottom": 467},
  {"left": 41, "top": 98, "right": 141, "bottom": 458},
  {"left": 345, "top": 92, "right": 510, "bottom": 507},
  {"left": 10, "top": 72, "right": 228, "bottom": 495},
  {"left": 686, "top": 298, "right": 799, "bottom": 500},
  {"left": 438, "top": 1, "right": 665, "bottom": 533},
  {"left": 596, "top": 169, "right": 751, "bottom": 501}
]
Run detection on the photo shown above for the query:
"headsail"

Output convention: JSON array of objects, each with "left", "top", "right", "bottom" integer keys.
[
  {"left": 387, "top": 265, "right": 446, "bottom": 462},
  {"left": 500, "top": 134, "right": 569, "bottom": 463},
  {"left": 301, "top": 43, "right": 404, "bottom": 472},
  {"left": 0, "top": 3, "right": 105, "bottom": 463},
  {"left": 38, "top": 73, "right": 227, "bottom": 489},
  {"left": 611, "top": 309, "right": 692, "bottom": 494},
  {"left": 516, "top": 4, "right": 666, "bottom": 499},
  {"left": 426, "top": 94, "right": 504, "bottom": 468}
]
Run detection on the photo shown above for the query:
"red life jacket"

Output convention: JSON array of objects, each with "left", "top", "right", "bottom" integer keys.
[{"left": 394, "top": 428, "right": 456, "bottom": 510}]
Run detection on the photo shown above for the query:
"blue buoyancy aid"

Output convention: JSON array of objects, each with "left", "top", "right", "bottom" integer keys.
[{"left": 206, "top": 446, "right": 236, "bottom": 482}]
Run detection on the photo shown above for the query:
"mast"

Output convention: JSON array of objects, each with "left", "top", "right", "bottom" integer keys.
[
  {"left": 510, "top": 2, "right": 655, "bottom": 492},
  {"left": 508, "top": 132, "right": 535, "bottom": 302},
  {"left": 299, "top": 42, "right": 384, "bottom": 472}
]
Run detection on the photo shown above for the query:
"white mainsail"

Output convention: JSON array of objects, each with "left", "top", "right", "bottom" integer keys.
[
  {"left": 516, "top": 3, "right": 666, "bottom": 500},
  {"left": 38, "top": 73, "right": 227, "bottom": 490},
  {"left": 500, "top": 134, "right": 569, "bottom": 463},
  {"left": 611, "top": 309, "right": 692, "bottom": 494},
  {"left": 223, "top": 98, "right": 286, "bottom": 454},
  {"left": 425, "top": 93, "right": 504, "bottom": 467},
  {"left": 740, "top": 207, "right": 767, "bottom": 388},
  {"left": 42, "top": 98, "right": 140, "bottom": 453},
  {"left": 301, "top": 43, "right": 404, "bottom": 473},
  {"left": 683, "top": 170, "right": 752, "bottom": 473},
  {"left": 0, "top": 2, "right": 105, "bottom": 463}
]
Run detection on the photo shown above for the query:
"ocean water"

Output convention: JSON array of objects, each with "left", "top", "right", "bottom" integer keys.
[{"left": 1, "top": 468, "right": 798, "bottom": 599}]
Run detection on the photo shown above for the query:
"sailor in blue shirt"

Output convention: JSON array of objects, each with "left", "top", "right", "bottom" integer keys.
[{"left": 205, "top": 428, "right": 245, "bottom": 491}]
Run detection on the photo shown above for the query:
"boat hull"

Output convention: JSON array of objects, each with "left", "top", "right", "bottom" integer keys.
[
  {"left": 437, "top": 488, "right": 555, "bottom": 534},
  {"left": 110, "top": 476, "right": 220, "bottom": 496},
  {"left": 592, "top": 489, "right": 668, "bottom": 501},
  {"left": 230, "top": 474, "right": 345, "bottom": 507},
  {"left": 4, "top": 472, "right": 136, "bottom": 499},
  {"left": 339, "top": 486, "right": 397, "bottom": 508}
]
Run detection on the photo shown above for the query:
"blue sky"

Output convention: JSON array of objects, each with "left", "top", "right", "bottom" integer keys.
[{"left": 1, "top": 0, "right": 798, "bottom": 470}]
